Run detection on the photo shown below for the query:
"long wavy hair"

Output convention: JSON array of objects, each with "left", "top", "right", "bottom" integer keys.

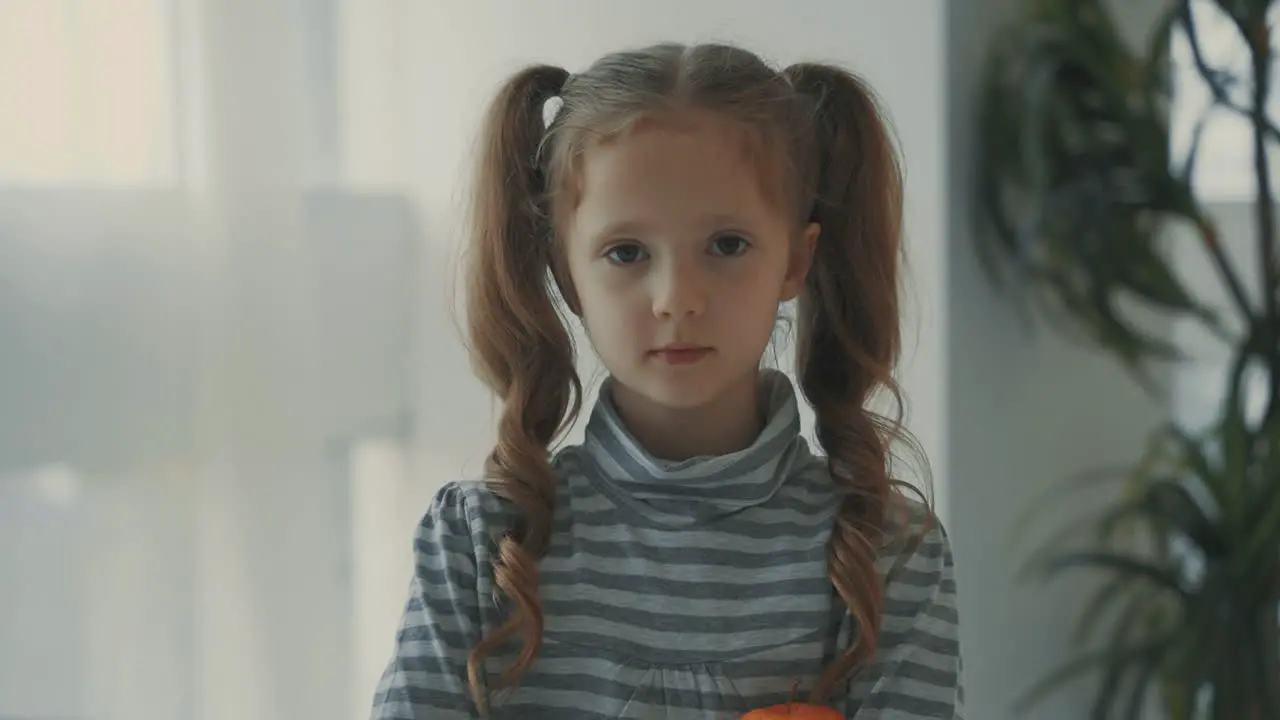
[{"left": 463, "top": 42, "right": 927, "bottom": 712}]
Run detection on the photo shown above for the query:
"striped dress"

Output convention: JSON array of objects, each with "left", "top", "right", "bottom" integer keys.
[{"left": 372, "top": 372, "right": 964, "bottom": 718}]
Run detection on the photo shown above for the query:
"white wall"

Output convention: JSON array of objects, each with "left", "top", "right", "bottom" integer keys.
[{"left": 0, "top": 189, "right": 417, "bottom": 720}]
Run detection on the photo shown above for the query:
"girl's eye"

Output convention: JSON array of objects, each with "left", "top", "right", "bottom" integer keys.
[
  {"left": 711, "top": 234, "right": 751, "bottom": 257},
  {"left": 605, "top": 243, "right": 648, "bottom": 265}
]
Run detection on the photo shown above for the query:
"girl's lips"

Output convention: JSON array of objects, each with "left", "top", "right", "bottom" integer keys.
[{"left": 652, "top": 347, "right": 712, "bottom": 364}]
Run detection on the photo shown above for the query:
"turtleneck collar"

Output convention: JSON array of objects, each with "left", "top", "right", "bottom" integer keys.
[{"left": 580, "top": 370, "right": 807, "bottom": 526}]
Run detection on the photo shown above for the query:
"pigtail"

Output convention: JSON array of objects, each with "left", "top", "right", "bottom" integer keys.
[
  {"left": 783, "top": 64, "right": 932, "bottom": 702},
  {"left": 463, "top": 64, "right": 581, "bottom": 712}
]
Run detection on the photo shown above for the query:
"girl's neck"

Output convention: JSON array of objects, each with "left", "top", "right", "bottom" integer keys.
[{"left": 609, "top": 372, "right": 765, "bottom": 461}]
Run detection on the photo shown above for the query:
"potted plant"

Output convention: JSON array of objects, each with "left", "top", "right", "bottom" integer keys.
[{"left": 976, "top": 0, "right": 1280, "bottom": 717}]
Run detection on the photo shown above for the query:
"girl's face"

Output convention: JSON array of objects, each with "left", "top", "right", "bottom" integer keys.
[{"left": 564, "top": 110, "right": 817, "bottom": 415}]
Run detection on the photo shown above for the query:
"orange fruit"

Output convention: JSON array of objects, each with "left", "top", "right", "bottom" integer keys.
[
  {"left": 740, "top": 679, "right": 842, "bottom": 719},
  {"left": 740, "top": 703, "right": 843, "bottom": 719}
]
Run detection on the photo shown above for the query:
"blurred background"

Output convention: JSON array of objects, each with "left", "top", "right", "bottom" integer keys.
[{"left": 0, "top": 1, "right": 1265, "bottom": 719}]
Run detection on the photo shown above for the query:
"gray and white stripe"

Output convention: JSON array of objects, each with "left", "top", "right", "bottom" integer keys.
[{"left": 373, "top": 372, "right": 963, "bottom": 718}]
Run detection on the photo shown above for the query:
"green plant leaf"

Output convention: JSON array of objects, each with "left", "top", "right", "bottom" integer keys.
[
  {"left": 1213, "top": 0, "right": 1273, "bottom": 28},
  {"left": 1043, "top": 551, "right": 1188, "bottom": 599},
  {"left": 1166, "top": 425, "right": 1240, "bottom": 527},
  {"left": 1141, "top": 478, "right": 1228, "bottom": 557},
  {"left": 1009, "top": 461, "right": 1135, "bottom": 548},
  {"left": 1159, "top": 608, "right": 1215, "bottom": 719},
  {"left": 1014, "top": 638, "right": 1171, "bottom": 717},
  {"left": 1074, "top": 573, "right": 1140, "bottom": 648},
  {"left": 1236, "top": 425, "right": 1280, "bottom": 593},
  {"left": 1239, "top": 483, "right": 1280, "bottom": 589},
  {"left": 1123, "top": 654, "right": 1160, "bottom": 720},
  {"left": 1143, "top": 8, "right": 1179, "bottom": 104},
  {"left": 1096, "top": 494, "right": 1156, "bottom": 546},
  {"left": 971, "top": 0, "right": 1234, "bottom": 374},
  {"left": 1091, "top": 591, "right": 1166, "bottom": 718}
]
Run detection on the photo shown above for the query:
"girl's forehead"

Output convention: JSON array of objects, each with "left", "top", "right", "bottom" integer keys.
[
  {"left": 595, "top": 108, "right": 764, "bottom": 161},
  {"left": 560, "top": 109, "right": 794, "bottom": 222}
]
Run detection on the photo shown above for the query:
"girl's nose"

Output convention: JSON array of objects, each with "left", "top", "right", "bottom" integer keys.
[{"left": 651, "top": 261, "right": 708, "bottom": 320}]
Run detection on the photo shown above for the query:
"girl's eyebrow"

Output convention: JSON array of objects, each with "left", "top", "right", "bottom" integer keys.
[
  {"left": 589, "top": 219, "right": 649, "bottom": 245},
  {"left": 589, "top": 213, "right": 750, "bottom": 245}
]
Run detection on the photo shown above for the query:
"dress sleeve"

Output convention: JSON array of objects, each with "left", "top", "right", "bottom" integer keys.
[
  {"left": 846, "top": 515, "right": 965, "bottom": 719},
  {"left": 371, "top": 483, "right": 491, "bottom": 719}
]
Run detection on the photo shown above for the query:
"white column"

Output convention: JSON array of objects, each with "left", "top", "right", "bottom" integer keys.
[{"left": 181, "top": 1, "right": 348, "bottom": 718}]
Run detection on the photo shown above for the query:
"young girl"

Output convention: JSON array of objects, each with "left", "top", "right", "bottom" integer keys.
[{"left": 372, "top": 42, "right": 963, "bottom": 719}]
